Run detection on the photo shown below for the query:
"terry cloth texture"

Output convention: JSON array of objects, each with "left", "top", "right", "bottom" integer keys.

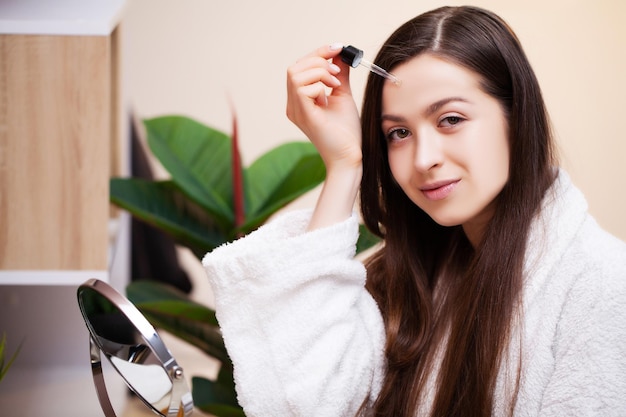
[{"left": 202, "top": 170, "right": 626, "bottom": 417}]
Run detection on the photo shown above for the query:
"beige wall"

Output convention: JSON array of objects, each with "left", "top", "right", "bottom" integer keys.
[{"left": 124, "top": 0, "right": 626, "bottom": 241}]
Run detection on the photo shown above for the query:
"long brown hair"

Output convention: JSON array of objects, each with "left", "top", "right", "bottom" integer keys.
[{"left": 360, "top": 6, "right": 557, "bottom": 416}]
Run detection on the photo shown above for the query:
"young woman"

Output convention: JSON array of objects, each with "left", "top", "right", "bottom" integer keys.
[{"left": 203, "top": 6, "right": 626, "bottom": 416}]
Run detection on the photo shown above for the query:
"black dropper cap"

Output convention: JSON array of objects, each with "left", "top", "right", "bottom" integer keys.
[{"left": 340, "top": 45, "right": 364, "bottom": 68}]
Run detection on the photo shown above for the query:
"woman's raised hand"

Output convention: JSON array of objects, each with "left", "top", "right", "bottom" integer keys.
[
  {"left": 286, "top": 43, "right": 363, "bottom": 174},
  {"left": 287, "top": 44, "right": 364, "bottom": 230}
]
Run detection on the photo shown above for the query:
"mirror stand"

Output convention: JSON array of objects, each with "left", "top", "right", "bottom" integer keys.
[
  {"left": 90, "top": 336, "right": 118, "bottom": 417},
  {"left": 77, "top": 279, "right": 194, "bottom": 417}
]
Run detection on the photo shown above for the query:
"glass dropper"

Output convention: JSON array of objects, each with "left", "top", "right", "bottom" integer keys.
[{"left": 340, "top": 45, "right": 401, "bottom": 85}]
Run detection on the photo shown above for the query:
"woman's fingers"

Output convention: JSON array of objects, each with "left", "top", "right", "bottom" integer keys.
[
  {"left": 287, "top": 44, "right": 349, "bottom": 93},
  {"left": 288, "top": 63, "right": 340, "bottom": 92},
  {"left": 301, "top": 42, "right": 344, "bottom": 62},
  {"left": 288, "top": 58, "right": 341, "bottom": 95},
  {"left": 298, "top": 82, "right": 329, "bottom": 107},
  {"left": 286, "top": 44, "right": 353, "bottom": 124},
  {"left": 287, "top": 64, "right": 332, "bottom": 124},
  {"left": 286, "top": 44, "right": 361, "bottom": 171}
]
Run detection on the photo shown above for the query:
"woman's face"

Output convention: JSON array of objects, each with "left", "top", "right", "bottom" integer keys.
[{"left": 381, "top": 54, "right": 510, "bottom": 244}]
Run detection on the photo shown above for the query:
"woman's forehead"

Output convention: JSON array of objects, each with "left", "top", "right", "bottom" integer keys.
[{"left": 381, "top": 54, "right": 485, "bottom": 115}]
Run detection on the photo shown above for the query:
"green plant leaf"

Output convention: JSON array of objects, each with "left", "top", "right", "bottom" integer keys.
[
  {"left": 242, "top": 142, "right": 325, "bottom": 232},
  {"left": 0, "top": 333, "right": 21, "bottom": 382},
  {"left": 127, "top": 280, "right": 197, "bottom": 304},
  {"left": 139, "top": 307, "right": 228, "bottom": 364},
  {"left": 137, "top": 300, "right": 218, "bottom": 327},
  {"left": 192, "top": 376, "right": 244, "bottom": 417},
  {"left": 145, "top": 116, "right": 234, "bottom": 224},
  {"left": 356, "top": 224, "right": 382, "bottom": 254},
  {"left": 111, "top": 114, "right": 380, "bottom": 416},
  {"left": 110, "top": 178, "right": 227, "bottom": 256},
  {"left": 126, "top": 281, "right": 230, "bottom": 364}
]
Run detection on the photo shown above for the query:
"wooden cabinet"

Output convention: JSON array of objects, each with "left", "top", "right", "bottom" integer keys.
[
  {"left": 0, "top": 1, "right": 128, "bottom": 285},
  {"left": 0, "top": 2, "right": 130, "bottom": 415}
]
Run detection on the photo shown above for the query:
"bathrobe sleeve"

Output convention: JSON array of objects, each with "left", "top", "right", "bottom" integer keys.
[
  {"left": 537, "top": 226, "right": 626, "bottom": 416},
  {"left": 202, "top": 209, "right": 386, "bottom": 417}
]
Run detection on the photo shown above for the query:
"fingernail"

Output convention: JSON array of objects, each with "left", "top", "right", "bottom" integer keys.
[
  {"left": 329, "top": 63, "right": 341, "bottom": 73},
  {"left": 329, "top": 42, "right": 343, "bottom": 51}
]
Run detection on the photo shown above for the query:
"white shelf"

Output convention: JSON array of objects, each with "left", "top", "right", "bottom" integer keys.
[
  {"left": 0, "top": 0, "right": 126, "bottom": 36},
  {"left": 0, "top": 270, "right": 108, "bottom": 286},
  {"left": 0, "top": 211, "right": 130, "bottom": 287}
]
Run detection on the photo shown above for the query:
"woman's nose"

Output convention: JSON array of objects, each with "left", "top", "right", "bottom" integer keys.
[{"left": 413, "top": 131, "right": 444, "bottom": 172}]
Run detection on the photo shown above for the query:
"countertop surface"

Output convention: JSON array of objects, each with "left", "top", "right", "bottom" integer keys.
[{"left": 0, "top": 332, "right": 217, "bottom": 416}]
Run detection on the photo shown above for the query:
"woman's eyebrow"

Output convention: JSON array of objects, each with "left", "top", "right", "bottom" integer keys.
[
  {"left": 380, "top": 114, "right": 406, "bottom": 123},
  {"left": 425, "top": 97, "right": 469, "bottom": 117},
  {"left": 381, "top": 97, "right": 470, "bottom": 124}
]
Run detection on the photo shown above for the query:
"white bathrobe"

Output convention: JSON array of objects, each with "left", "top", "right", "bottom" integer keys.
[{"left": 202, "top": 171, "right": 626, "bottom": 416}]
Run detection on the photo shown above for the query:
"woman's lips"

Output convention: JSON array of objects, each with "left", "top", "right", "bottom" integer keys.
[{"left": 420, "top": 179, "right": 460, "bottom": 201}]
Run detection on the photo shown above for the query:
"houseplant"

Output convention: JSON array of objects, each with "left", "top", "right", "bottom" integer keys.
[
  {"left": 110, "top": 114, "right": 379, "bottom": 416},
  {"left": 0, "top": 333, "right": 20, "bottom": 384}
]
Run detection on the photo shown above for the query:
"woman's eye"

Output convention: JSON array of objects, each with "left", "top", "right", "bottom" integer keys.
[
  {"left": 439, "top": 115, "right": 464, "bottom": 128},
  {"left": 386, "top": 128, "right": 411, "bottom": 142}
]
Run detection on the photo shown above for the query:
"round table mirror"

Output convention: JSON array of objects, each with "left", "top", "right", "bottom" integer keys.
[{"left": 77, "top": 278, "right": 194, "bottom": 416}]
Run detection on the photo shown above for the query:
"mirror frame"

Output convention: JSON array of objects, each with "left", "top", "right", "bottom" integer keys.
[{"left": 77, "top": 278, "right": 194, "bottom": 417}]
